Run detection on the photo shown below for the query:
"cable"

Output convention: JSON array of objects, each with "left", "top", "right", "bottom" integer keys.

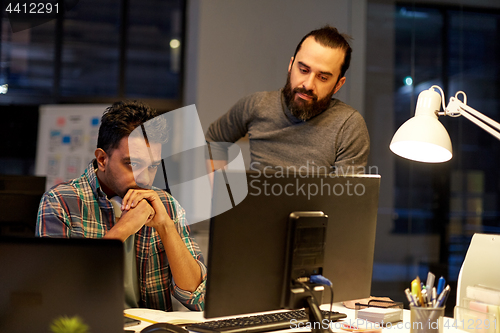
[
  {"left": 328, "top": 285, "right": 334, "bottom": 323},
  {"left": 296, "top": 275, "right": 335, "bottom": 333}
]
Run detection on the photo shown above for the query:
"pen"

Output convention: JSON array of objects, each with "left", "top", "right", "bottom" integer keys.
[
  {"left": 422, "top": 289, "right": 429, "bottom": 306},
  {"left": 341, "top": 324, "right": 380, "bottom": 332},
  {"left": 434, "top": 285, "right": 450, "bottom": 308},
  {"left": 439, "top": 285, "right": 450, "bottom": 307},
  {"left": 412, "top": 278, "right": 424, "bottom": 307},
  {"left": 437, "top": 276, "right": 446, "bottom": 296},
  {"left": 124, "top": 313, "right": 157, "bottom": 324},
  {"left": 426, "top": 272, "right": 435, "bottom": 293},
  {"left": 417, "top": 276, "right": 425, "bottom": 306},
  {"left": 405, "top": 288, "right": 417, "bottom": 307},
  {"left": 431, "top": 287, "right": 437, "bottom": 307}
]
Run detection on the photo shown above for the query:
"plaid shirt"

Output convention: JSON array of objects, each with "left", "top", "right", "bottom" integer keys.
[{"left": 36, "top": 160, "right": 206, "bottom": 311}]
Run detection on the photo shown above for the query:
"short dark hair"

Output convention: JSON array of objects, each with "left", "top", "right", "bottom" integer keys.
[
  {"left": 293, "top": 25, "right": 352, "bottom": 78},
  {"left": 97, "top": 100, "right": 168, "bottom": 154}
]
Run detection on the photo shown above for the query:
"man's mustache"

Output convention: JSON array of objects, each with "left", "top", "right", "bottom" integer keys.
[{"left": 293, "top": 87, "right": 317, "bottom": 101}]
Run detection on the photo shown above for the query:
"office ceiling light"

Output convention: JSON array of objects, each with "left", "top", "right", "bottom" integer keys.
[{"left": 390, "top": 85, "right": 500, "bottom": 163}]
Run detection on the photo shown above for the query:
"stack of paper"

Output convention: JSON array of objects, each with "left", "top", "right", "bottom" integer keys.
[
  {"left": 357, "top": 307, "right": 403, "bottom": 324},
  {"left": 466, "top": 285, "right": 500, "bottom": 305},
  {"left": 455, "top": 285, "right": 500, "bottom": 333}
]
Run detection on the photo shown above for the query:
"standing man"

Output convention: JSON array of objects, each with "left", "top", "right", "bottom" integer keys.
[
  {"left": 36, "top": 101, "right": 206, "bottom": 311},
  {"left": 206, "top": 26, "right": 369, "bottom": 174}
]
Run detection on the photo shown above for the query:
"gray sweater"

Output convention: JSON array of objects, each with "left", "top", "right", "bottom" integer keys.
[{"left": 205, "top": 89, "right": 370, "bottom": 173}]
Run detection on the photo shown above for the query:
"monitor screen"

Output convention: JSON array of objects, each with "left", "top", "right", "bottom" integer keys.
[
  {"left": 0, "top": 175, "right": 46, "bottom": 237},
  {"left": 0, "top": 237, "right": 124, "bottom": 333},
  {"left": 204, "top": 171, "right": 381, "bottom": 318}
]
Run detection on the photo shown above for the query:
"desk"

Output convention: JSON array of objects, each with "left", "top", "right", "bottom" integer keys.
[{"left": 125, "top": 304, "right": 466, "bottom": 333}]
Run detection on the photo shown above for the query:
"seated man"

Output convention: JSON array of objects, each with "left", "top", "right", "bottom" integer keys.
[{"left": 36, "top": 101, "right": 206, "bottom": 311}]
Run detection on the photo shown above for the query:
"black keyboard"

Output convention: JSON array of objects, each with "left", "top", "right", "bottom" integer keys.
[{"left": 185, "top": 309, "right": 347, "bottom": 333}]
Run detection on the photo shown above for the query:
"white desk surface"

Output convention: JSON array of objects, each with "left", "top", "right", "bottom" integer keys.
[{"left": 125, "top": 303, "right": 466, "bottom": 333}]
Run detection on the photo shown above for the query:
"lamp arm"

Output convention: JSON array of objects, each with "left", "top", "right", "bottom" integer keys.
[{"left": 445, "top": 97, "right": 500, "bottom": 141}]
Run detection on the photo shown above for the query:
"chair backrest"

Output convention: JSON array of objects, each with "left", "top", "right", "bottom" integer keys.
[{"left": 456, "top": 233, "right": 500, "bottom": 305}]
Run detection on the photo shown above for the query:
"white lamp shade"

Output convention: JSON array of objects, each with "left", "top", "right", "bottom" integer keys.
[{"left": 390, "top": 114, "right": 453, "bottom": 163}]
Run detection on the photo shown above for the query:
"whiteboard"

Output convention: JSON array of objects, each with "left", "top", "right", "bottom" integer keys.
[{"left": 35, "top": 104, "right": 109, "bottom": 191}]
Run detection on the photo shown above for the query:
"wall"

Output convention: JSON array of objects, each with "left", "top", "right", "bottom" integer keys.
[{"left": 184, "top": 0, "right": 368, "bottom": 168}]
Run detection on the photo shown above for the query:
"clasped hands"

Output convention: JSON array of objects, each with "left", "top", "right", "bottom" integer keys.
[{"left": 107, "top": 189, "right": 175, "bottom": 241}]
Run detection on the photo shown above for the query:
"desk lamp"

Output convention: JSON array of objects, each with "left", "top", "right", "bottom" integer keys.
[{"left": 390, "top": 85, "right": 500, "bottom": 162}]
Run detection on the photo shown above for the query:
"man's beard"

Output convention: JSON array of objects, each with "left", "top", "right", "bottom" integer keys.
[{"left": 283, "top": 72, "right": 336, "bottom": 121}]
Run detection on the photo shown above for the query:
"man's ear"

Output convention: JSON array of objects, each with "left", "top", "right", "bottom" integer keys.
[
  {"left": 333, "top": 76, "right": 346, "bottom": 95},
  {"left": 288, "top": 57, "right": 294, "bottom": 72},
  {"left": 95, "top": 148, "right": 108, "bottom": 172}
]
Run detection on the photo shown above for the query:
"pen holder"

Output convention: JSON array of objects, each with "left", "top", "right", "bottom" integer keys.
[{"left": 410, "top": 306, "right": 445, "bottom": 333}]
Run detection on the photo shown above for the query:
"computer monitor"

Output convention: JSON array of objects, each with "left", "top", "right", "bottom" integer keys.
[
  {"left": 0, "top": 237, "right": 124, "bottom": 333},
  {"left": 204, "top": 171, "right": 381, "bottom": 319},
  {"left": 0, "top": 175, "right": 46, "bottom": 237}
]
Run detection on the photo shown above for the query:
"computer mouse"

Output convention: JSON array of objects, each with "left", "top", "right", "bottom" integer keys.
[{"left": 140, "top": 322, "right": 189, "bottom": 333}]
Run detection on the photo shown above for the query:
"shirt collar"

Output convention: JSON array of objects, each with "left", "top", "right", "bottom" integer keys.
[{"left": 85, "top": 159, "right": 108, "bottom": 199}]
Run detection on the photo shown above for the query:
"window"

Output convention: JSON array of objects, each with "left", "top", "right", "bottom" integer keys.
[
  {"left": 367, "top": 2, "right": 500, "bottom": 314},
  {"left": 0, "top": 0, "right": 186, "bottom": 104}
]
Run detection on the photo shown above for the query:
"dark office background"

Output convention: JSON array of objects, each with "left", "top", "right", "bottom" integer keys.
[
  {"left": 393, "top": 2, "right": 500, "bottom": 273},
  {"left": 0, "top": 0, "right": 185, "bottom": 174},
  {"left": 1, "top": 0, "right": 500, "bottom": 313},
  {"left": 367, "top": 1, "right": 500, "bottom": 314}
]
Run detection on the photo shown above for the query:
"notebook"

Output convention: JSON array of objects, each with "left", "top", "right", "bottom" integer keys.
[{"left": 0, "top": 237, "right": 124, "bottom": 333}]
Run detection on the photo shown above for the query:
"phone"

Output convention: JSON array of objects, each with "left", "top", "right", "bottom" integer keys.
[
  {"left": 281, "top": 211, "right": 328, "bottom": 309},
  {"left": 124, "top": 315, "right": 141, "bottom": 327}
]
